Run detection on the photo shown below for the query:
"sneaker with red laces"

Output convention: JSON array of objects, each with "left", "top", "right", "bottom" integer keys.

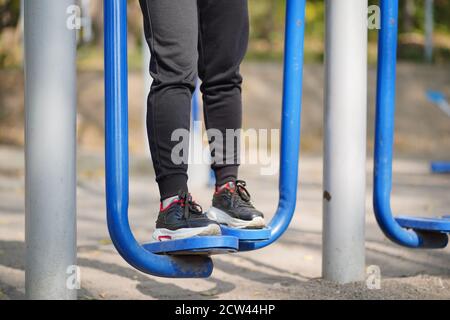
[
  {"left": 207, "top": 180, "right": 266, "bottom": 229},
  {"left": 152, "top": 192, "right": 221, "bottom": 242}
]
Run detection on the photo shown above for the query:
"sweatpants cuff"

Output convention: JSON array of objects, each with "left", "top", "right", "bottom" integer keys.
[
  {"left": 214, "top": 165, "right": 239, "bottom": 186},
  {"left": 158, "top": 174, "right": 188, "bottom": 201}
]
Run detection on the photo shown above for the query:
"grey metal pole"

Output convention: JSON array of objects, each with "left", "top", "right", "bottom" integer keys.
[
  {"left": 322, "top": 0, "right": 367, "bottom": 284},
  {"left": 25, "top": 0, "right": 77, "bottom": 300},
  {"left": 425, "top": 0, "right": 434, "bottom": 63}
]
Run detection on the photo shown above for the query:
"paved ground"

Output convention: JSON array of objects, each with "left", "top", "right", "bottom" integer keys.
[
  {"left": 1, "top": 62, "right": 449, "bottom": 300},
  {"left": 2, "top": 63, "right": 450, "bottom": 157},
  {"left": 0, "top": 146, "right": 449, "bottom": 300}
]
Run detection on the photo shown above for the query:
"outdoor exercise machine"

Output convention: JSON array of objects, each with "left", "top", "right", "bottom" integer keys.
[
  {"left": 426, "top": 91, "right": 450, "bottom": 174},
  {"left": 373, "top": 0, "right": 450, "bottom": 249},
  {"left": 104, "top": 0, "right": 305, "bottom": 277},
  {"left": 23, "top": 0, "right": 376, "bottom": 299}
]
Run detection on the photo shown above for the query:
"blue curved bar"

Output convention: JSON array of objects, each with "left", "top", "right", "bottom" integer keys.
[
  {"left": 431, "top": 162, "right": 450, "bottom": 174},
  {"left": 239, "top": 0, "right": 305, "bottom": 252},
  {"left": 104, "top": 0, "right": 213, "bottom": 277},
  {"left": 426, "top": 91, "right": 447, "bottom": 106},
  {"left": 373, "top": 0, "right": 448, "bottom": 248},
  {"left": 192, "top": 81, "right": 201, "bottom": 123},
  {"left": 144, "top": 236, "right": 238, "bottom": 255}
]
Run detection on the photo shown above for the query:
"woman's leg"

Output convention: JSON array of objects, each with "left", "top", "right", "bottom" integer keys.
[
  {"left": 197, "top": 0, "right": 250, "bottom": 186},
  {"left": 198, "top": 1, "right": 265, "bottom": 229},
  {"left": 140, "top": 0, "right": 198, "bottom": 200},
  {"left": 140, "top": 0, "right": 221, "bottom": 240}
]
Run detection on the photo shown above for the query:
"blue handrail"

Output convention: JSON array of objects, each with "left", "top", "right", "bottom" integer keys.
[
  {"left": 104, "top": 0, "right": 213, "bottom": 278},
  {"left": 373, "top": 0, "right": 448, "bottom": 249},
  {"left": 241, "top": 0, "right": 305, "bottom": 251}
]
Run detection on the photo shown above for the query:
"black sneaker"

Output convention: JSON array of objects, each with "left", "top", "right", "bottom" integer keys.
[
  {"left": 152, "top": 192, "right": 221, "bottom": 242},
  {"left": 207, "top": 180, "right": 266, "bottom": 229}
]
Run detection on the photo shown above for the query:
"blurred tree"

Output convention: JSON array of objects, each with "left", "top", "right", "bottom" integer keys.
[
  {"left": 88, "top": 0, "right": 104, "bottom": 46},
  {"left": 1, "top": 0, "right": 450, "bottom": 66},
  {"left": 0, "top": 0, "right": 21, "bottom": 68},
  {"left": 0, "top": 0, "right": 20, "bottom": 33},
  {"left": 403, "top": 0, "right": 416, "bottom": 33}
]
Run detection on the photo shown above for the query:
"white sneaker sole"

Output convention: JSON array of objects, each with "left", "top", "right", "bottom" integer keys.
[
  {"left": 152, "top": 224, "right": 221, "bottom": 242},
  {"left": 207, "top": 207, "right": 266, "bottom": 229}
]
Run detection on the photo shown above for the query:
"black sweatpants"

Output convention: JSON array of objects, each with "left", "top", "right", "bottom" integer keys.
[{"left": 139, "top": 0, "right": 249, "bottom": 200}]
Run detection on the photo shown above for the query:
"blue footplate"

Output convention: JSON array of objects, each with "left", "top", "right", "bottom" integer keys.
[
  {"left": 396, "top": 216, "right": 450, "bottom": 233},
  {"left": 143, "top": 236, "right": 239, "bottom": 255},
  {"left": 220, "top": 226, "right": 271, "bottom": 242}
]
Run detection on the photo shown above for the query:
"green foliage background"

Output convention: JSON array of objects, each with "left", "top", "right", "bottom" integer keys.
[
  {"left": 0, "top": 0, "right": 449, "bottom": 68},
  {"left": 246, "top": 0, "right": 450, "bottom": 62}
]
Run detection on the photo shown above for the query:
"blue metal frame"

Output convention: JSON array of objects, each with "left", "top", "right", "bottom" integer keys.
[
  {"left": 430, "top": 162, "right": 450, "bottom": 174},
  {"left": 426, "top": 92, "right": 450, "bottom": 174},
  {"left": 373, "top": 0, "right": 448, "bottom": 249},
  {"left": 105, "top": 0, "right": 214, "bottom": 278},
  {"left": 426, "top": 91, "right": 447, "bottom": 107},
  {"left": 104, "top": 0, "right": 305, "bottom": 277},
  {"left": 192, "top": 80, "right": 201, "bottom": 124}
]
